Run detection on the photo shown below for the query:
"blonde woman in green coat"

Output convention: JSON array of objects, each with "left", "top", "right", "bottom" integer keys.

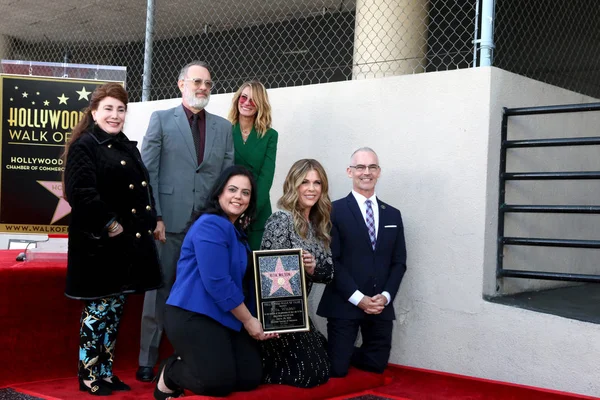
[{"left": 228, "top": 81, "right": 278, "bottom": 250}]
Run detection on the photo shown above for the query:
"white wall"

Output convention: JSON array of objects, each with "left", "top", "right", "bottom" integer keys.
[{"left": 126, "top": 68, "right": 600, "bottom": 397}]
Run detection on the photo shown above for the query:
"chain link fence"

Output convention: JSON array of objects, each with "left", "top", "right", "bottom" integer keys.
[
  {"left": 1, "top": 1, "right": 597, "bottom": 102},
  {"left": 494, "top": 0, "right": 600, "bottom": 99},
  {"left": 0, "top": 0, "right": 477, "bottom": 102}
]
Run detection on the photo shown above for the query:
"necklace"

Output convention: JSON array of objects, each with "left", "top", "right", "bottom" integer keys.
[{"left": 241, "top": 127, "right": 251, "bottom": 144}]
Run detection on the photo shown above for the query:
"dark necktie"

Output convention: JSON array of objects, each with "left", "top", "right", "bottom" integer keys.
[
  {"left": 191, "top": 113, "right": 200, "bottom": 164},
  {"left": 366, "top": 199, "right": 376, "bottom": 250}
]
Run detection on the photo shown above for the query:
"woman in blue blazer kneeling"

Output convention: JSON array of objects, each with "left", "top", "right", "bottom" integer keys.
[{"left": 153, "top": 165, "right": 276, "bottom": 399}]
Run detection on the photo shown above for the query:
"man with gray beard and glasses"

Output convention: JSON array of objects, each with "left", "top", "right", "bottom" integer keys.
[{"left": 136, "top": 61, "right": 233, "bottom": 382}]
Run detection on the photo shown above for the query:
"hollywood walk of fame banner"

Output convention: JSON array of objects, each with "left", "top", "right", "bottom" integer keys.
[
  {"left": 253, "top": 248, "right": 310, "bottom": 334},
  {"left": 0, "top": 74, "right": 120, "bottom": 234}
]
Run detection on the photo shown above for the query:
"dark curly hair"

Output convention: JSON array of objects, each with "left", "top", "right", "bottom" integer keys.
[{"left": 190, "top": 165, "right": 257, "bottom": 231}]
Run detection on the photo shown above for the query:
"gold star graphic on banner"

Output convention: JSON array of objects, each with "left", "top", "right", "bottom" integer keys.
[
  {"left": 76, "top": 86, "right": 92, "bottom": 101},
  {"left": 14, "top": 86, "right": 18, "bottom": 90},
  {"left": 10, "top": 98, "right": 13, "bottom": 101},
  {"left": 57, "top": 93, "right": 69, "bottom": 105},
  {"left": 31, "top": 101, "right": 35, "bottom": 105},
  {"left": 43, "top": 100, "right": 50, "bottom": 106},
  {"left": 36, "top": 91, "right": 40, "bottom": 95},
  {"left": 22, "top": 92, "right": 28, "bottom": 98}
]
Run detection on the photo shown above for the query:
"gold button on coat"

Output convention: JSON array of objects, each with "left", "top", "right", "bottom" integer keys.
[
  {"left": 148, "top": 230, "right": 152, "bottom": 235},
  {"left": 131, "top": 209, "right": 136, "bottom": 214},
  {"left": 146, "top": 205, "right": 151, "bottom": 211},
  {"left": 120, "top": 160, "right": 126, "bottom": 166},
  {"left": 141, "top": 181, "right": 147, "bottom": 187},
  {"left": 135, "top": 233, "right": 141, "bottom": 238},
  {"left": 129, "top": 184, "right": 134, "bottom": 189},
  {"left": 107, "top": 144, "right": 112, "bottom": 148}
]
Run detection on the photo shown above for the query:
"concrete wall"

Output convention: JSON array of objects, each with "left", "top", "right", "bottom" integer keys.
[{"left": 125, "top": 67, "right": 600, "bottom": 397}]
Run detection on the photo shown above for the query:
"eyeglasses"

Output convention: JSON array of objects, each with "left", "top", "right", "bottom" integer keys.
[
  {"left": 239, "top": 94, "right": 256, "bottom": 107},
  {"left": 349, "top": 164, "right": 380, "bottom": 173},
  {"left": 183, "top": 78, "right": 213, "bottom": 89}
]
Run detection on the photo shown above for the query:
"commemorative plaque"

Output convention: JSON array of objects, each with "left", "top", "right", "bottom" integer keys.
[{"left": 253, "top": 248, "right": 309, "bottom": 334}]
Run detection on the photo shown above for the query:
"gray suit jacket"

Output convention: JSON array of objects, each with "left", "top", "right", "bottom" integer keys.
[{"left": 141, "top": 105, "right": 234, "bottom": 233}]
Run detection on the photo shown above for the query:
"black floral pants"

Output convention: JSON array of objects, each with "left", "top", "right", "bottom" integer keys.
[{"left": 78, "top": 294, "right": 126, "bottom": 380}]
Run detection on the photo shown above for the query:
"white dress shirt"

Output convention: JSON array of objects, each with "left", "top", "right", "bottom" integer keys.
[
  {"left": 352, "top": 190, "right": 379, "bottom": 238},
  {"left": 347, "top": 191, "right": 391, "bottom": 307}
]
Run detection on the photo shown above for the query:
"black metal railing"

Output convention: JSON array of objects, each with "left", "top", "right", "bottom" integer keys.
[{"left": 498, "top": 102, "right": 600, "bottom": 283}]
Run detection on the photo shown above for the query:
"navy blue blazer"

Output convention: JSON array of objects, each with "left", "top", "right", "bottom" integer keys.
[
  {"left": 167, "top": 214, "right": 252, "bottom": 331},
  {"left": 317, "top": 193, "right": 407, "bottom": 320}
]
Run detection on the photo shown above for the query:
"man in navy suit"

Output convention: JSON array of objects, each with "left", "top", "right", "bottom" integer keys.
[{"left": 317, "top": 147, "right": 407, "bottom": 377}]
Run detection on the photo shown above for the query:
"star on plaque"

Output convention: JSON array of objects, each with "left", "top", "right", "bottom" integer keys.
[
  {"left": 14, "top": 86, "right": 18, "bottom": 90},
  {"left": 76, "top": 86, "right": 91, "bottom": 101},
  {"left": 263, "top": 257, "right": 299, "bottom": 295},
  {"left": 43, "top": 100, "right": 50, "bottom": 106},
  {"left": 9, "top": 98, "right": 13, "bottom": 101},
  {"left": 57, "top": 93, "right": 69, "bottom": 105},
  {"left": 37, "top": 181, "right": 72, "bottom": 224},
  {"left": 31, "top": 101, "right": 35, "bottom": 105},
  {"left": 22, "top": 92, "right": 28, "bottom": 98},
  {"left": 36, "top": 91, "right": 40, "bottom": 95}
]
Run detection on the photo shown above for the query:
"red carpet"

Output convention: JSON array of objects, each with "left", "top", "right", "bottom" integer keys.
[
  {"left": 372, "top": 366, "right": 599, "bottom": 400},
  {"left": 13, "top": 367, "right": 389, "bottom": 400},
  {"left": 1, "top": 250, "right": 83, "bottom": 386},
  {"left": 0, "top": 250, "right": 171, "bottom": 388},
  {"left": 11, "top": 365, "right": 597, "bottom": 400},
  {"left": 14, "top": 371, "right": 155, "bottom": 400},
  {"left": 1, "top": 250, "right": 597, "bottom": 400}
]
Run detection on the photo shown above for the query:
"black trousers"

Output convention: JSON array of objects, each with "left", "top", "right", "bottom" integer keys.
[
  {"left": 163, "top": 305, "right": 262, "bottom": 397},
  {"left": 326, "top": 317, "right": 393, "bottom": 377}
]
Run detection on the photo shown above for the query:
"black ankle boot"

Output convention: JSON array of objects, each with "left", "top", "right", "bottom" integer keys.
[{"left": 78, "top": 378, "right": 112, "bottom": 396}]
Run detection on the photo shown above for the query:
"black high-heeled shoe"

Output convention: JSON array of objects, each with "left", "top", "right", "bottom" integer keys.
[
  {"left": 78, "top": 377, "right": 112, "bottom": 396},
  {"left": 102, "top": 375, "right": 131, "bottom": 391},
  {"left": 153, "top": 356, "right": 184, "bottom": 400}
]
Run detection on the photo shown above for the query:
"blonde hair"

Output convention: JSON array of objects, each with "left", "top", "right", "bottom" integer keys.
[
  {"left": 227, "top": 80, "right": 272, "bottom": 137},
  {"left": 278, "top": 159, "right": 332, "bottom": 246}
]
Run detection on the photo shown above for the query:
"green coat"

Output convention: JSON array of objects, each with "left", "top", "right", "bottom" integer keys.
[{"left": 233, "top": 123, "right": 278, "bottom": 250}]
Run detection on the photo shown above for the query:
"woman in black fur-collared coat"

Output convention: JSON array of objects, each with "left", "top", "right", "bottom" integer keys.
[{"left": 63, "top": 83, "right": 162, "bottom": 396}]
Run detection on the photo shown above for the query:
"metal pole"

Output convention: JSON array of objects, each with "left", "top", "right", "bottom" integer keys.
[
  {"left": 479, "top": 0, "right": 495, "bottom": 66},
  {"left": 142, "top": 0, "right": 155, "bottom": 102},
  {"left": 472, "top": 0, "right": 479, "bottom": 67}
]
